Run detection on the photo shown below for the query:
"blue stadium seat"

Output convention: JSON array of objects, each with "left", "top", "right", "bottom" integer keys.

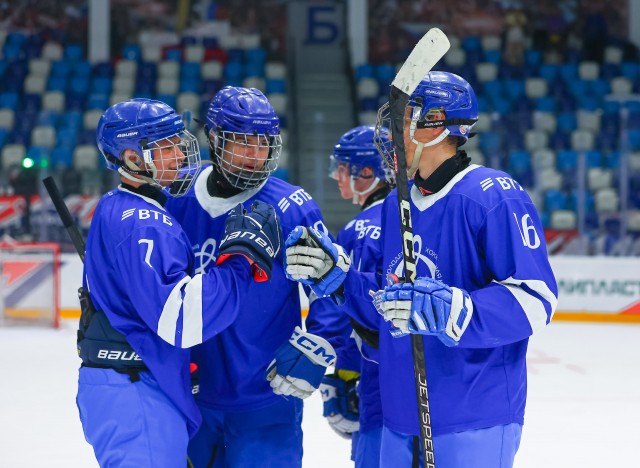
[
  {"left": 51, "top": 146, "right": 73, "bottom": 168},
  {"left": 69, "top": 76, "right": 90, "bottom": 95},
  {"left": 165, "top": 48, "right": 183, "bottom": 62},
  {"left": 245, "top": 47, "right": 267, "bottom": 66},
  {"left": 266, "top": 78, "right": 286, "bottom": 94},
  {"left": 504, "top": 79, "right": 525, "bottom": 99},
  {"left": 47, "top": 76, "right": 67, "bottom": 92},
  {"left": 93, "top": 62, "right": 114, "bottom": 77},
  {"left": 91, "top": 77, "right": 112, "bottom": 95},
  {"left": 122, "top": 44, "right": 142, "bottom": 61},
  {"left": 479, "top": 131, "right": 502, "bottom": 154},
  {"left": 64, "top": 44, "right": 84, "bottom": 62},
  {"left": 538, "top": 64, "right": 559, "bottom": 81},
  {"left": 179, "top": 79, "right": 200, "bottom": 93},
  {"left": 223, "top": 62, "right": 243, "bottom": 81},
  {"left": 557, "top": 150, "right": 578, "bottom": 171},
  {"left": 571, "top": 189, "right": 595, "bottom": 212},
  {"left": 535, "top": 96, "right": 556, "bottom": 112},
  {"left": 202, "top": 79, "right": 222, "bottom": 97},
  {"left": 65, "top": 92, "right": 85, "bottom": 111},
  {"left": 156, "top": 94, "right": 176, "bottom": 108},
  {"left": 628, "top": 129, "right": 640, "bottom": 150},
  {"left": 557, "top": 112, "right": 577, "bottom": 132},
  {"left": 36, "top": 111, "right": 59, "bottom": 127},
  {"left": 2, "top": 43, "right": 23, "bottom": 61},
  {"left": 0, "top": 92, "right": 19, "bottom": 110},
  {"left": 461, "top": 36, "right": 481, "bottom": 52},
  {"left": 584, "top": 149, "right": 603, "bottom": 168},
  {"left": 483, "top": 49, "right": 502, "bottom": 65},
  {"left": 73, "top": 60, "right": 93, "bottom": 79},
  {"left": 559, "top": 63, "right": 578, "bottom": 82},
  {"left": 56, "top": 128, "right": 78, "bottom": 148},
  {"left": 22, "top": 94, "right": 41, "bottom": 113},
  {"left": 87, "top": 93, "right": 109, "bottom": 110},
  {"left": 544, "top": 189, "right": 568, "bottom": 211},
  {"left": 272, "top": 168, "right": 289, "bottom": 182},
  {"left": 26, "top": 146, "right": 49, "bottom": 165},
  {"left": 524, "top": 49, "right": 542, "bottom": 68},
  {"left": 50, "top": 60, "right": 70, "bottom": 78},
  {"left": 0, "top": 128, "right": 8, "bottom": 150},
  {"left": 621, "top": 62, "right": 639, "bottom": 81},
  {"left": 61, "top": 111, "right": 83, "bottom": 129},
  {"left": 181, "top": 62, "right": 201, "bottom": 80},
  {"left": 355, "top": 64, "right": 374, "bottom": 80},
  {"left": 244, "top": 62, "right": 264, "bottom": 78},
  {"left": 226, "top": 48, "right": 244, "bottom": 63},
  {"left": 508, "top": 149, "right": 531, "bottom": 175}
]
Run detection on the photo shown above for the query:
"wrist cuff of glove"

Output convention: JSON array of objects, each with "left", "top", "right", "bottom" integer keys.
[{"left": 216, "top": 252, "right": 271, "bottom": 282}]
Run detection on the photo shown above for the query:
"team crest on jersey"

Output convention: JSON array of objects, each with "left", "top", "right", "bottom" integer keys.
[{"left": 386, "top": 234, "right": 442, "bottom": 282}]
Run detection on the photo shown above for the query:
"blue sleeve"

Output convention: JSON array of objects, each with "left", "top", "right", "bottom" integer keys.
[
  {"left": 306, "top": 295, "right": 361, "bottom": 372},
  {"left": 113, "top": 225, "right": 252, "bottom": 348},
  {"left": 462, "top": 198, "right": 558, "bottom": 348}
]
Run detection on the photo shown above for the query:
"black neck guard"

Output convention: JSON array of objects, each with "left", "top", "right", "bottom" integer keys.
[
  {"left": 413, "top": 150, "right": 471, "bottom": 196},
  {"left": 362, "top": 185, "right": 392, "bottom": 211},
  {"left": 121, "top": 183, "right": 167, "bottom": 207},
  {"left": 206, "top": 166, "right": 244, "bottom": 199}
]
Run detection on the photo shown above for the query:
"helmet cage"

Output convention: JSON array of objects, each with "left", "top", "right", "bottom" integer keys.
[{"left": 209, "top": 129, "right": 282, "bottom": 190}]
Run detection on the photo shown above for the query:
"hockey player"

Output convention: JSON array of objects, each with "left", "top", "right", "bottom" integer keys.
[
  {"left": 284, "top": 72, "right": 558, "bottom": 467},
  {"left": 165, "top": 86, "right": 334, "bottom": 467},
  {"left": 77, "top": 98, "right": 282, "bottom": 467},
  {"left": 306, "top": 125, "right": 393, "bottom": 468}
]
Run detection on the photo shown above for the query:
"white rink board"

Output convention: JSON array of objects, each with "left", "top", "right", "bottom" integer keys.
[{"left": 58, "top": 254, "right": 640, "bottom": 317}]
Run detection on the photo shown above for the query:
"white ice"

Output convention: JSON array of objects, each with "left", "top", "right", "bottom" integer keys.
[{"left": 1, "top": 320, "right": 639, "bottom": 467}]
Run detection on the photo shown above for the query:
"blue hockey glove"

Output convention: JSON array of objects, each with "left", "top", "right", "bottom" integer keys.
[
  {"left": 266, "top": 326, "right": 336, "bottom": 399},
  {"left": 284, "top": 226, "right": 350, "bottom": 297},
  {"left": 378, "top": 277, "right": 474, "bottom": 346},
  {"left": 319, "top": 372, "right": 360, "bottom": 439},
  {"left": 217, "top": 200, "right": 282, "bottom": 282}
]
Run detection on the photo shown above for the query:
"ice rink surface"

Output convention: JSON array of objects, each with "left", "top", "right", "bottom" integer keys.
[{"left": 1, "top": 320, "right": 638, "bottom": 467}]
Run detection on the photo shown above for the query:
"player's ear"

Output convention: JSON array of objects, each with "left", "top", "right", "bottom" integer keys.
[{"left": 122, "top": 148, "right": 145, "bottom": 171}]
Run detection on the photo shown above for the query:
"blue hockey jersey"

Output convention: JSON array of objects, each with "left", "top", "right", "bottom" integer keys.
[
  {"left": 83, "top": 186, "right": 255, "bottom": 436},
  {"left": 307, "top": 198, "right": 385, "bottom": 432},
  {"left": 342, "top": 165, "right": 558, "bottom": 436},
  {"left": 166, "top": 166, "right": 327, "bottom": 410}
]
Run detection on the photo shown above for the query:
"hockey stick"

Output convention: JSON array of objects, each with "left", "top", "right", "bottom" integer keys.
[
  {"left": 42, "top": 176, "right": 86, "bottom": 261},
  {"left": 387, "top": 28, "right": 450, "bottom": 468}
]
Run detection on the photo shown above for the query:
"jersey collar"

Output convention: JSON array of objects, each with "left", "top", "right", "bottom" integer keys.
[
  {"left": 118, "top": 184, "right": 167, "bottom": 210},
  {"left": 194, "top": 166, "right": 267, "bottom": 218},
  {"left": 411, "top": 164, "right": 480, "bottom": 212}
]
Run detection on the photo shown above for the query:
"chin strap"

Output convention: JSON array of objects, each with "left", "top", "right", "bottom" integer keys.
[{"left": 350, "top": 176, "right": 380, "bottom": 204}]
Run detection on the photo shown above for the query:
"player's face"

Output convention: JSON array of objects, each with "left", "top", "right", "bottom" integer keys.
[
  {"left": 221, "top": 134, "right": 270, "bottom": 174},
  {"left": 402, "top": 106, "right": 443, "bottom": 168},
  {"left": 153, "top": 136, "right": 186, "bottom": 186},
  {"left": 333, "top": 163, "right": 354, "bottom": 199},
  {"left": 352, "top": 166, "right": 375, "bottom": 193}
]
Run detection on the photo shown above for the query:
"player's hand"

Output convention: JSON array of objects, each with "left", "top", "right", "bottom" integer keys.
[
  {"left": 319, "top": 373, "right": 360, "bottom": 439},
  {"left": 284, "top": 226, "right": 350, "bottom": 297},
  {"left": 216, "top": 201, "right": 282, "bottom": 282},
  {"left": 378, "top": 277, "right": 474, "bottom": 346},
  {"left": 266, "top": 326, "right": 336, "bottom": 399}
]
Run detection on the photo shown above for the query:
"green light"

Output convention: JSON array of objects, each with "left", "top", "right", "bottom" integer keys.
[
  {"left": 40, "top": 159, "right": 49, "bottom": 168},
  {"left": 22, "top": 157, "right": 35, "bottom": 169}
]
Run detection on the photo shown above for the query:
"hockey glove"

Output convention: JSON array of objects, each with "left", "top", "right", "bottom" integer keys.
[
  {"left": 284, "top": 226, "right": 350, "bottom": 297},
  {"left": 266, "top": 326, "right": 336, "bottom": 399},
  {"left": 216, "top": 200, "right": 282, "bottom": 282},
  {"left": 319, "top": 372, "right": 360, "bottom": 439},
  {"left": 378, "top": 277, "right": 474, "bottom": 347}
]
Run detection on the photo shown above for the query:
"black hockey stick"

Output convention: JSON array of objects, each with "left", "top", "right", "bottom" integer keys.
[
  {"left": 42, "top": 176, "right": 86, "bottom": 261},
  {"left": 387, "top": 28, "right": 450, "bottom": 468}
]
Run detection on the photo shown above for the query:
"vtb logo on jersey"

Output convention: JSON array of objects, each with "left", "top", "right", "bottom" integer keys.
[{"left": 121, "top": 208, "right": 173, "bottom": 226}]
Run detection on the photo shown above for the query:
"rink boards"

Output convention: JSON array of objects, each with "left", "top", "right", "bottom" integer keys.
[{"left": 44, "top": 254, "right": 640, "bottom": 323}]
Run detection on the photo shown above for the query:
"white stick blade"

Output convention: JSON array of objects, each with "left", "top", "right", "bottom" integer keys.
[{"left": 391, "top": 28, "right": 450, "bottom": 96}]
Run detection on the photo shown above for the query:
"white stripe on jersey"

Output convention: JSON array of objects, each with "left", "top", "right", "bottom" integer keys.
[
  {"left": 157, "top": 275, "right": 205, "bottom": 348},
  {"left": 181, "top": 274, "right": 204, "bottom": 347},
  {"left": 493, "top": 276, "right": 558, "bottom": 333}
]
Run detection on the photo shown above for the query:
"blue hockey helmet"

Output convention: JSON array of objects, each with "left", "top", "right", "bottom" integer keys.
[
  {"left": 96, "top": 98, "right": 200, "bottom": 196},
  {"left": 409, "top": 71, "right": 478, "bottom": 142},
  {"left": 205, "top": 86, "right": 282, "bottom": 190},
  {"left": 331, "top": 125, "right": 393, "bottom": 183}
]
